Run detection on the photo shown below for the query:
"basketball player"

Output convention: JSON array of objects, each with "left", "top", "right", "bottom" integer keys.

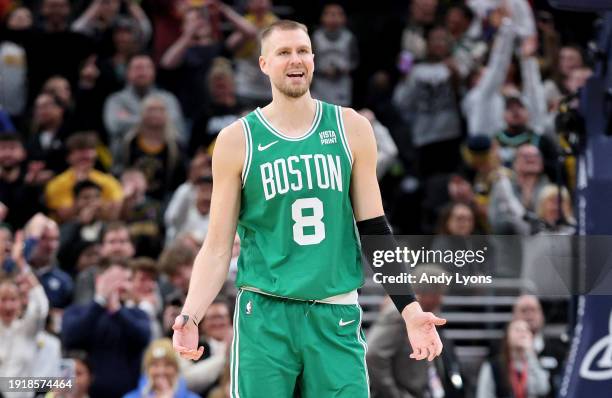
[{"left": 173, "top": 20, "right": 446, "bottom": 397}]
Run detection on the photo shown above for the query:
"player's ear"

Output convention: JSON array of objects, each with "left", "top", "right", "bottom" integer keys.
[{"left": 259, "top": 55, "right": 269, "bottom": 76}]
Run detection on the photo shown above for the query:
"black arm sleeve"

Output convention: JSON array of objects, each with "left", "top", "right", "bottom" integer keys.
[{"left": 356, "top": 216, "right": 416, "bottom": 314}]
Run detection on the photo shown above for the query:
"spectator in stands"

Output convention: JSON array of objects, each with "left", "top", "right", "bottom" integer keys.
[
  {"left": 565, "top": 66, "right": 593, "bottom": 96},
  {"left": 476, "top": 319, "right": 550, "bottom": 398},
  {"left": 462, "top": 9, "right": 515, "bottom": 138},
  {"left": 393, "top": 25, "right": 463, "bottom": 177},
  {"left": 71, "top": 0, "right": 151, "bottom": 55},
  {"left": 0, "top": 7, "right": 30, "bottom": 123},
  {"left": 0, "top": 274, "right": 50, "bottom": 396},
  {"left": 27, "top": 92, "right": 68, "bottom": 174},
  {"left": 42, "top": 75, "right": 73, "bottom": 111},
  {"left": 358, "top": 109, "right": 398, "bottom": 179},
  {"left": 182, "top": 298, "right": 233, "bottom": 397},
  {"left": 128, "top": 257, "right": 163, "bottom": 339},
  {"left": 205, "top": 363, "right": 231, "bottom": 398},
  {"left": 544, "top": 45, "right": 585, "bottom": 104},
  {"left": 422, "top": 172, "right": 479, "bottom": 234},
  {"left": 120, "top": 168, "right": 163, "bottom": 258},
  {"left": 0, "top": 224, "right": 11, "bottom": 258},
  {"left": 399, "top": 0, "right": 438, "bottom": 63},
  {"left": 117, "top": 95, "right": 185, "bottom": 201},
  {"left": 512, "top": 295, "right": 567, "bottom": 397},
  {"left": 459, "top": 135, "right": 510, "bottom": 231},
  {"left": 495, "top": 94, "right": 559, "bottom": 181},
  {"left": 164, "top": 149, "right": 212, "bottom": 242},
  {"left": 2, "top": 0, "right": 92, "bottom": 105},
  {"left": 44, "top": 132, "right": 123, "bottom": 222},
  {"left": 489, "top": 144, "right": 550, "bottom": 235},
  {"left": 164, "top": 174, "right": 211, "bottom": 244},
  {"left": 228, "top": 0, "right": 277, "bottom": 108},
  {"left": 73, "top": 241, "right": 101, "bottom": 275},
  {"left": 189, "top": 57, "right": 243, "bottom": 155},
  {"left": 24, "top": 213, "right": 74, "bottom": 310},
  {"left": 0, "top": 232, "right": 49, "bottom": 396},
  {"left": 158, "top": 241, "right": 196, "bottom": 301},
  {"left": 368, "top": 264, "right": 465, "bottom": 398},
  {"left": 312, "top": 3, "right": 359, "bottom": 106},
  {"left": 124, "top": 338, "right": 199, "bottom": 398},
  {"left": 0, "top": 133, "right": 46, "bottom": 229},
  {"left": 533, "top": 185, "right": 576, "bottom": 234},
  {"left": 445, "top": 4, "right": 482, "bottom": 80},
  {"left": 31, "top": 315, "right": 63, "bottom": 375},
  {"left": 74, "top": 221, "right": 135, "bottom": 305},
  {"left": 45, "top": 352, "right": 93, "bottom": 398},
  {"left": 97, "top": 17, "right": 144, "bottom": 96},
  {"left": 57, "top": 180, "right": 105, "bottom": 275},
  {"left": 467, "top": 0, "right": 536, "bottom": 40},
  {"left": 160, "top": 4, "right": 249, "bottom": 120},
  {"left": 436, "top": 202, "right": 477, "bottom": 236},
  {"left": 148, "top": 0, "right": 188, "bottom": 63},
  {"left": 103, "top": 54, "right": 185, "bottom": 156},
  {"left": 72, "top": 55, "right": 110, "bottom": 142},
  {"left": 62, "top": 257, "right": 151, "bottom": 398}
]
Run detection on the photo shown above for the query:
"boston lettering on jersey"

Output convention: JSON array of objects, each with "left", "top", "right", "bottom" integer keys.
[
  {"left": 236, "top": 100, "right": 363, "bottom": 301},
  {"left": 260, "top": 154, "right": 343, "bottom": 200}
]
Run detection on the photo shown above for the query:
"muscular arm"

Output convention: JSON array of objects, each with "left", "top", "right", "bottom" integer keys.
[
  {"left": 345, "top": 108, "right": 385, "bottom": 222},
  {"left": 181, "top": 122, "right": 244, "bottom": 323},
  {"left": 345, "top": 108, "right": 445, "bottom": 360},
  {"left": 344, "top": 109, "right": 418, "bottom": 317}
]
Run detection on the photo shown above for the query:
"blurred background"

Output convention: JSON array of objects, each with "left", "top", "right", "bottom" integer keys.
[{"left": 0, "top": 0, "right": 611, "bottom": 397}]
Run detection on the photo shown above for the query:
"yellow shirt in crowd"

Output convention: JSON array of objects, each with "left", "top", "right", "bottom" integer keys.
[{"left": 45, "top": 168, "right": 124, "bottom": 211}]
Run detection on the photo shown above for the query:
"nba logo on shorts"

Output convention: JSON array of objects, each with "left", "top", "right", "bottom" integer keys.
[{"left": 246, "top": 300, "right": 253, "bottom": 315}]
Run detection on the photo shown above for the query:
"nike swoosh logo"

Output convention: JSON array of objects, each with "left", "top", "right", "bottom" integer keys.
[
  {"left": 258, "top": 141, "right": 279, "bottom": 151},
  {"left": 339, "top": 319, "right": 356, "bottom": 327}
]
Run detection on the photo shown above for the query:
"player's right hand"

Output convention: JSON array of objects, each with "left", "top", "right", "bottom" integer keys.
[{"left": 172, "top": 314, "right": 205, "bottom": 360}]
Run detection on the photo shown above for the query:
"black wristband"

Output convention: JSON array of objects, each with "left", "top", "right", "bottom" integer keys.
[{"left": 357, "top": 216, "right": 416, "bottom": 313}]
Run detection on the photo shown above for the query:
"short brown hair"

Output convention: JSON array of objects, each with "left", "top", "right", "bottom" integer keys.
[
  {"left": 66, "top": 132, "right": 98, "bottom": 152},
  {"left": 260, "top": 19, "right": 308, "bottom": 44},
  {"left": 158, "top": 242, "right": 196, "bottom": 276},
  {"left": 129, "top": 257, "right": 158, "bottom": 277},
  {"left": 100, "top": 221, "right": 130, "bottom": 243},
  {"left": 98, "top": 256, "right": 129, "bottom": 272}
]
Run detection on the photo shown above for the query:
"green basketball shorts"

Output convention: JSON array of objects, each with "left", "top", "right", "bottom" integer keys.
[{"left": 229, "top": 289, "right": 370, "bottom": 397}]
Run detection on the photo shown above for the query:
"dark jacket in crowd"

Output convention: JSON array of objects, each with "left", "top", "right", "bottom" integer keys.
[{"left": 62, "top": 301, "right": 151, "bottom": 398}]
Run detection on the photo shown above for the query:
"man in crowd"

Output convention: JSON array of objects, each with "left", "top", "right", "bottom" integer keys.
[
  {"left": 74, "top": 221, "right": 135, "bottom": 304},
  {"left": 368, "top": 265, "right": 465, "bottom": 398},
  {"left": 62, "top": 257, "right": 151, "bottom": 398},
  {"left": 103, "top": 54, "right": 185, "bottom": 154},
  {"left": 44, "top": 132, "right": 123, "bottom": 222},
  {"left": 512, "top": 294, "right": 567, "bottom": 398}
]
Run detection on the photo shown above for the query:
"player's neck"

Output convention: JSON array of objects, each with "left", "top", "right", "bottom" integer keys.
[{"left": 262, "top": 94, "right": 317, "bottom": 138}]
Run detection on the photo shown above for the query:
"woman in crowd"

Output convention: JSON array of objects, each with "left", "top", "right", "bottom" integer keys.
[
  {"left": 124, "top": 338, "right": 199, "bottom": 398},
  {"left": 0, "top": 233, "right": 50, "bottom": 398},
  {"left": 118, "top": 95, "right": 185, "bottom": 202},
  {"left": 477, "top": 319, "right": 550, "bottom": 398}
]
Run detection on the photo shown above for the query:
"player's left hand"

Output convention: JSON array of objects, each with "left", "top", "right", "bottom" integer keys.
[
  {"left": 402, "top": 302, "right": 446, "bottom": 361},
  {"left": 172, "top": 314, "right": 205, "bottom": 361}
]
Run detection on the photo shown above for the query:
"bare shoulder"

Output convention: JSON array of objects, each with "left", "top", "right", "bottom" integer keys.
[
  {"left": 212, "top": 120, "right": 246, "bottom": 175},
  {"left": 340, "top": 107, "right": 376, "bottom": 157}
]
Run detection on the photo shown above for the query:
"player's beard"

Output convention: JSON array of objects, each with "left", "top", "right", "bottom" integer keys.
[{"left": 273, "top": 73, "right": 313, "bottom": 98}]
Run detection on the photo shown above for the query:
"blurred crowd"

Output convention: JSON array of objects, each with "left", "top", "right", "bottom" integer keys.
[{"left": 0, "top": 0, "right": 597, "bottom": 397}]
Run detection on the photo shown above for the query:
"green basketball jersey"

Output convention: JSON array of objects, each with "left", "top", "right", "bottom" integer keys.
[{"left": 236, "top": 100, "right": 363, "bottom": 300}]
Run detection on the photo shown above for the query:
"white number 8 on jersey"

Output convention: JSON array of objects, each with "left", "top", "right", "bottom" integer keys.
[{"left": 291, "top": 198, "right": 325, "bottom": 245}]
